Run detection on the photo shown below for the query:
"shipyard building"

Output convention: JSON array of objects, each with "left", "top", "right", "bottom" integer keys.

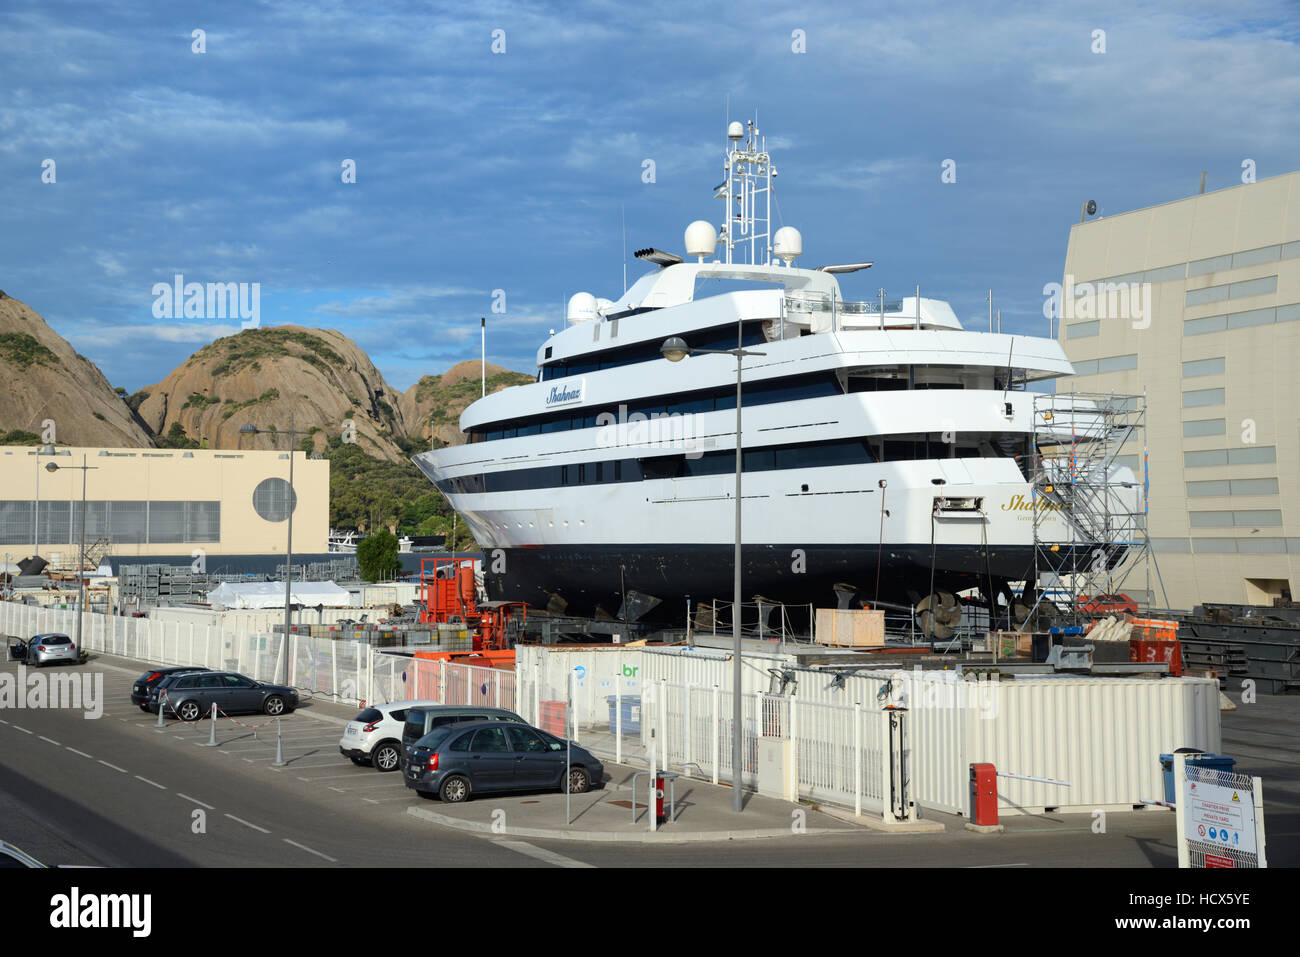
[
  {"left": 1060, "top": 170, "right": 1300, "bottom": 609},
  {"left": 0, "top": 446, "right": 328, "bottom": 564}
]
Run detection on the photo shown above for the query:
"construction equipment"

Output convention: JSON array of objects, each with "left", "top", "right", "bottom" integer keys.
[{"left": 417, "top": 557, "right": 526, "bottom": 651}]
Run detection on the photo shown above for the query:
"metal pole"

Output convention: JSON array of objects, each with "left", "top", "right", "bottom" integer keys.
[
  {"left": 33, "top": 450, "right": 39, "bottom": 557},
  {"left": 566, "top": 668, "right": 572, "bottom": 825},
  {"left": 854, "top": 701, "right": 862, "bottom": 816},
  {"left": 1174, "top": 752, "right": 1190, "bottom": 868},
  {"left": 284, "top": 415, "right": 294, "bottom": 686},
  {"left": 76, "top": 455, "right": 86, "bottom": 659},
  {"left": 481, "top": 317, "right": 486, "bottom": 398},
  {"left": 732, "top": 342, "right": 744, "bottom": 813}
]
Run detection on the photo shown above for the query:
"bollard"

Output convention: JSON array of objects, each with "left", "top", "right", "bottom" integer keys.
[
  {"left": 271, "top": 717, "right": 286, "bottom": 767},
  {"left": 201, "top": 702, "right": 218, "bottom": 747},
  {"left": 155, "top": 691, "right": 167, "bottom": 728}
]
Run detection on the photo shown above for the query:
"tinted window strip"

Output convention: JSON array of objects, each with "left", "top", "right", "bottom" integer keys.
[{"left": 438, "top": 435, "right": 1027, "bottom": 495}]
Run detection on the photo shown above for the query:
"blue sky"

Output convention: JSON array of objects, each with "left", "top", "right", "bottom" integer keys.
[{"left": 3, "top": 1, "right": 1298, "bottom": 392}]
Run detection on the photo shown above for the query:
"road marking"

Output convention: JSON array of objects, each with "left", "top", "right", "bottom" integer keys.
[
  {"left": 14, "top": 725, "right": 32, "bottom": 734},
  {"left": 361, "top": 798, "right": 380, "bottom": 804},
  {"left": 225, "top": 814, "right": 270, "bottom": 834},
  {"left": 283, "top": 838, "right": 337, "bottom": 863},
  {"left": 134, "top": 775, "right": 166, "bottom": 790},
  {"left": 177, "top": 793, "right": 215, "bottom": 810},
  {"left": 0, "top": 717, "right": 7, "bottom": 724},
  {"left": 493, "top": 840, "right": 594, "bottom": 869},
  {"left": 966, "top": 863, "right": 1029, "bottom": 868},
  {"left": 39, "top": 735, "right": 61, "bottom": 746},
  {"left": 66, "top": 747, "right": 94, "bottom": 759},
  {"left": 98, "top": 760, "right": 127, "bottom": 773}
]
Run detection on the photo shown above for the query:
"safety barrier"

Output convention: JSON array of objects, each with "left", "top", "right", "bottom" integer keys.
[{"left": 0, "top": 600, "right": 512, "bottom": 714}]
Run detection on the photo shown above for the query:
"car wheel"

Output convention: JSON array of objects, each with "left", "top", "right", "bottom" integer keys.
[
  {"left": 440, "top": 775, "right": 471, "bottom": 803},
  {"left": 263, "top": 695, "right": 285, "bottom": 716},
  {"left": 372, "top": 743, "right": 401, "bottom": 773},
  {"left": 177, "top": 700, "right": 202, "bottom": 722},
  {"left": 565, "top": 767, "right": 591, "bottom": 794}
]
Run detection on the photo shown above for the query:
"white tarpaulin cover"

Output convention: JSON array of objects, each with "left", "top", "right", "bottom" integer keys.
[{"left": 207, "top": 581, "right": 356, "bottom": 609}]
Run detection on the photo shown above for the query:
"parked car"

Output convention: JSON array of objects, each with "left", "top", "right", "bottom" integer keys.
[
  {"left": 399, "top": 705, "right": 527, "bottom": 768},
  {"left": 26, "top": 633, "right": 78, "bottom": 668},
  {"left": 403, "top": 720, "right": 604, "bottom": 802},
  {"left": 339, "top": 699, "right": 440, "bottom": 772},
  {"left": 130, "top": 666, "right": 210, "bottom": 711},
  {"left": 147, "top": 670, "right": 298, "bottom": 721}
]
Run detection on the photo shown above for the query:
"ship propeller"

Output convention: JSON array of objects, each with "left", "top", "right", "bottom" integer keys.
[
  {"left": 916, "top": 590, "right": 962, "bottom": 640},
  {"left": 1012, "top": 586, "right": 1059, "bottom": 631}
]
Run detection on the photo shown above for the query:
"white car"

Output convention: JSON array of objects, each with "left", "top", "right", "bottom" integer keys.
[{"left": 339, "top": 699, "right": 439, "bottom": 772}]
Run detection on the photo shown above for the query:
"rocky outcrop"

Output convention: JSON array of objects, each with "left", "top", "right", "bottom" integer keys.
[
  {"left": 399, "top": 360, "right": 533, "bottom": 448},
  {"left": 0, "top": 292, "right": 154, "bottom": 447},
  {"left": 137, "top": 326, "right": 411, "bottom": 461}
]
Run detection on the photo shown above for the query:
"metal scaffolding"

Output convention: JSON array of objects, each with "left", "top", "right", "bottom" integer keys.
[{"left": 1027, "top": 392, "right": 1167, "bottom": 626}]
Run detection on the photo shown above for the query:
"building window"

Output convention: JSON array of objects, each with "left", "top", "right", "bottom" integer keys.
[
  {"left": 1066, "top": 321, "right": 1099, "bottom": 339},
  {"left": 1181, "top": 357, "right": 1224, "bottom": 378},
  {"left": 1182, "top": 418, "right": 1225, "bottom": 437},
  {"left": 1228, "top": 446, "right": 1276, "bottom": 465},
  {"left": 252, "top": 478, "right": 297, "bottom": 523},
  {"left": 1096, "top": 354, "right": 1138, "bottom": 373},
  {"left": 1182, "top": 388, "right": 1224, "bottom": 408}
]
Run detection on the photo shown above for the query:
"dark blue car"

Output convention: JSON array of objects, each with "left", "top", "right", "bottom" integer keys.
[{"left": 403, "top": 720, "right": 604, "bottom": 803}]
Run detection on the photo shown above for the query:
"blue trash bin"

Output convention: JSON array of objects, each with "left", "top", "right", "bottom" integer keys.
[
  {"left": 1160, "top": 751, "right": 1236, "bottom": 804},
  {"left": 606, "top": 695, "right": 641, "bottom": 734}
]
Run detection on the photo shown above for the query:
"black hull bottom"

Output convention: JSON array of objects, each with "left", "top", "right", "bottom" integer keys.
[{"left": 484, "top": 543, "right": 1105, "bottom": 625}]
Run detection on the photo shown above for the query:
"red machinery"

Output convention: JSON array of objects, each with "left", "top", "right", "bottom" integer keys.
[{"left": 418, "top": 557, "right": 526, "bottom": 652}]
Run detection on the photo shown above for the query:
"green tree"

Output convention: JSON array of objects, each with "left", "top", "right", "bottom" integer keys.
[{"left": 356, "top": 529, "right": 401, "bottom": 582}]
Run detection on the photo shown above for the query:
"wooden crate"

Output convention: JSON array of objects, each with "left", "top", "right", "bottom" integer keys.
[
  {"left": 814, "top": 608, "right": 885, "bottom": 647},
  {"left": 990, "top": 630, "right": 1034, "bottom": 657}
]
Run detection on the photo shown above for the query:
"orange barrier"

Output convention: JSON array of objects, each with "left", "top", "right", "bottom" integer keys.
[{"left": 413, "top": 648, "right": 516, "bottom": 668}]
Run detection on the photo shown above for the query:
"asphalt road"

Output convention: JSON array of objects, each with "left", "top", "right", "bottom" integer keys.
[{"left": 1, "top": 654, "right": 1294, "bottom": 868}]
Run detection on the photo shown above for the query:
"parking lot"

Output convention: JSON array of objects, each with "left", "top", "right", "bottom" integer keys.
[{"left": 2, "top": 650, "right": 1297, "bottom": 868}]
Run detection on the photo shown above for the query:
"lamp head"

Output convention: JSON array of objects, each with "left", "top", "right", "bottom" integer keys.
[
  {"left": 660, "top": 337, "right": 690, "bottom": 362},
  {"left": 44, "top": 462, "right": 58, "bottom": 472}
]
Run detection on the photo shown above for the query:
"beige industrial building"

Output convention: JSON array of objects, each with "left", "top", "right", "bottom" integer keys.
[
  {"left": 0, "top": 446, "right": 328, "bottom": 563},
  {"left": 1060, "top": 170, "right": 1300, "bottom": 609}
]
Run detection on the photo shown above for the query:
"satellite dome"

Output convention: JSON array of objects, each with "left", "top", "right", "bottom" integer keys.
[
  {"left": 727, "top": 121, "right": 744, "bottom": 140},
  {"left": 684, "top": 221, "right": 718, "bottom": 261},
  {"left": 773, "top": 226, "right": 803, "bottom": 266},
  {"left": 566, "top": 292, "right": 598, "bottom": 325}
]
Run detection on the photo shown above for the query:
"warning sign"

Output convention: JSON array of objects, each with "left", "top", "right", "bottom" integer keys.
[
  {"left": 1184, "top": 777, "right": 1256, "bottom": 855},
  {"left": 1205, "top": 853, "right": 1235, "bottom": 868}
]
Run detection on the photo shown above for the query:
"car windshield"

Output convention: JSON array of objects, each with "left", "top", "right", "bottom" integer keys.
[{"left": 42, "top": 636, "right": 71, "bottom": 645}]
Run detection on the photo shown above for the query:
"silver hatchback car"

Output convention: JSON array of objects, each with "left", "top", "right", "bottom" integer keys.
[{"left": 28, "top": 633, "right": 79, "bottom": 668}]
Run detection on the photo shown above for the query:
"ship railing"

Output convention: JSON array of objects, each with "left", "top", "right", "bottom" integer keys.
[{"left": 785, "top": 293, "right": 912, "bottom": 333}]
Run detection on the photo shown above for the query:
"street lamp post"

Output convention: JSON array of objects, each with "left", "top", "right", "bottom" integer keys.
[
  {"left": 240, "top": 415, "right": 308, "bottom": 686},
  {"left": 44, "top": 455, "right": 96, "bottom": 658},
  {"left": 661, "top": 333, "right": 765, "bottom": 814}
]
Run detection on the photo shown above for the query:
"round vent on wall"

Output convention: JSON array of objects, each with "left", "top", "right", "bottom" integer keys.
[{"left": 253, "top": 477, "right": 297, "bottom": 523}]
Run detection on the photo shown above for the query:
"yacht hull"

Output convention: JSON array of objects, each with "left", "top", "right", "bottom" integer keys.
[{"left": 483, "top": 542, "right": 1112, "bottom": 622}]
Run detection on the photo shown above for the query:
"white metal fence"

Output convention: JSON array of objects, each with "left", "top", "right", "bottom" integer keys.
[
  {"left": 514, "top": 661, "right": 907, "bottom": 818},
  {"left": 0, "top": 601, "right": 512, "bottom": 713}
]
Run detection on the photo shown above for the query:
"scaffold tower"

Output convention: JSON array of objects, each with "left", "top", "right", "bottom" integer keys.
[{"left": 1027, "top": 392, "right": 1167, "bottom": 626}]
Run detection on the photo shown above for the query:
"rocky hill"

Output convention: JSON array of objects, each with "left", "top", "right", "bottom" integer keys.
[
  {"left": 136, "top": 326, "right": 414, "bottom": 461},
  {"left": 399, "top": 360, "right": 534, "bottom": 448},
  {"left": 0, "top": 291, "right": 154, "bottom": 447},
  {"left": 0, "top": 293, "right": 535, "bottom": 459}
]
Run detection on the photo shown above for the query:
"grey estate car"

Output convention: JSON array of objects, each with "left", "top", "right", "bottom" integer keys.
[{"left": 148, "top": 670, "right": 298, "bottom": 720}]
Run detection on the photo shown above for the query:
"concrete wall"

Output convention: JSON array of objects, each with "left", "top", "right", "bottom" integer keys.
[{"left": 1061, "top": 171, "right": 1300, "bottom": 609}]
